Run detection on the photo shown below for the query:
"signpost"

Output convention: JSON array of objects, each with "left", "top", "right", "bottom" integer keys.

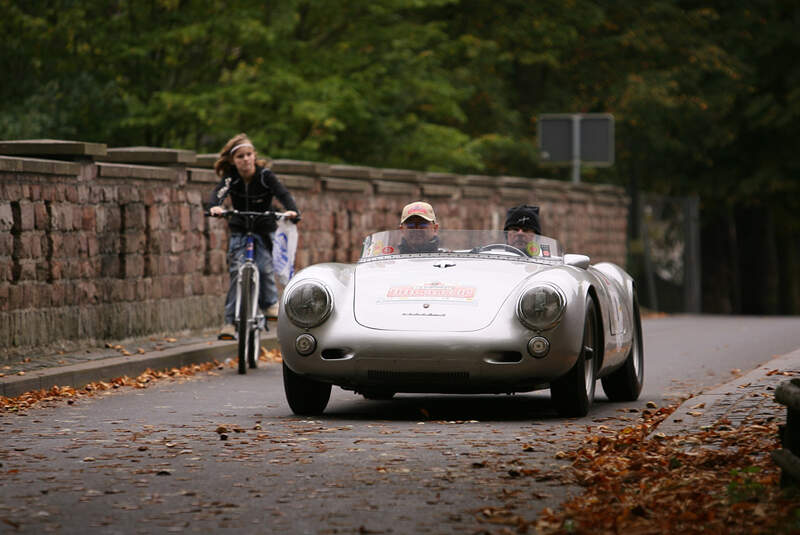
[{"left": 538, "top": 113, "right": 615, "bottom": 182}]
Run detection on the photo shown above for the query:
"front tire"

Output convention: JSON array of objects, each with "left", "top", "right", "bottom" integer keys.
[
  {"left": 237, "top": 265, "right": 256, "bottom": 375},
  {"left": 601, "top": 289, "right": 644, "bottom": 401},
  {"left": 550, "top": 296, "right": 599, "bottom": 417},
  {"left": 248, "top": 327, "right": 260, "bottom": 369},
  {"left": 283, "top": 362, "right": 331, "bottom": 415}
]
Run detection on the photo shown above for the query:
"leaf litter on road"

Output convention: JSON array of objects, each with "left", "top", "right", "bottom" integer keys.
[
  {"left": 0, "top": 348, "right": 283, "bottom": 413},
  {"left": 527, "top": 404, "right": 800, "bottom": 534}
]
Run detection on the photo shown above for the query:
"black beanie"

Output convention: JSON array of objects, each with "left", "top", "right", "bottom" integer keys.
[{"left": 503, "top": 205, "right": 541, "bottom": 234}]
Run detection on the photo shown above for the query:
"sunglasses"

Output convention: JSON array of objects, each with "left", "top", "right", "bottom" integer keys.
[{"left": 403, "top": 221, "right": 432, "bottom": 229}]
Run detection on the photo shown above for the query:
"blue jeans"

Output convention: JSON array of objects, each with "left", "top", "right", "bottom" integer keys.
[{"left": 224, "top": 233, "right": 277, "bottom": 325}]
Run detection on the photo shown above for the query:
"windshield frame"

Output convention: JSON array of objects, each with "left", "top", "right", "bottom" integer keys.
[{"left": 359, "top": 229, "right": 564, "bottom": 266}]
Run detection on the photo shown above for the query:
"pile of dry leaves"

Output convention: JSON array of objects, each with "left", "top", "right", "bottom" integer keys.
[
  {"left": 535, "top": 406, "right": 800, "bottom": 534},
  {"left": 0, "top": 348, "right": 282, "bottom": 413}
]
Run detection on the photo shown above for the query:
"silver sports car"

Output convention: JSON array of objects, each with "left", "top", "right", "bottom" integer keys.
[{"left": 278, "top": 228, "right": 643, "bottom": 417}]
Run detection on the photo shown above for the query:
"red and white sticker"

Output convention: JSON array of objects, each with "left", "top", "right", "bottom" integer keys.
[{"left": 386, "top": 282, "right": 476, "bottom": 301}]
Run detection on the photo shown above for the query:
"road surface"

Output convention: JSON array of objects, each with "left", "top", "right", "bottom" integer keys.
[{"left": 2, "top": 315, "right": 800, "bottom": 533}]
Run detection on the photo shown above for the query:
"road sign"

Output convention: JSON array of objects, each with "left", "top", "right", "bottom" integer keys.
[{"left": 538, "top": 113, "right": 615, "bottom": 182}]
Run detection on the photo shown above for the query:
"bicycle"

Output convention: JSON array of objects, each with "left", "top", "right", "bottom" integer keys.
[{"left": 206, "top": 208, "right": 292, "bottom": 374}]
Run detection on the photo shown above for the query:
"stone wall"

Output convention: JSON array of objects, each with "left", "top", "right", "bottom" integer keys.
[{"left": 0, "top": 141, "right": 628, "bottom": 359}]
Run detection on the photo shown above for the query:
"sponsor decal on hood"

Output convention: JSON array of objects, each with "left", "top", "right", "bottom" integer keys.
[{"left": 385, "top": 281, "right": 476, "bottom": 301}]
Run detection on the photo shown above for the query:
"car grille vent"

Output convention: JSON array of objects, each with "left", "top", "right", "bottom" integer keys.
[
  {"left": 321, "top": 349, "right": 349, "bottom": 360},
  {"left": 367, "top": 370, "right": 469, "bottom": 383}
]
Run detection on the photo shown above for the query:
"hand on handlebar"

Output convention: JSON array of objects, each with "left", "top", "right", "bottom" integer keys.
[{"left": 209, "top": 206, "right": 225, "bottom": 217}]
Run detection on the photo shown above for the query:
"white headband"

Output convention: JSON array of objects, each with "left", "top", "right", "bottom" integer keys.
[{"left": 229, "top": 142, "right": 254, "bottom": 156}]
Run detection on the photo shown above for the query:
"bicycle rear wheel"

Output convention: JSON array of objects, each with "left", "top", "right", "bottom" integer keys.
[{"left": 237, "top": 265, "right": 256, "bottom": 375}]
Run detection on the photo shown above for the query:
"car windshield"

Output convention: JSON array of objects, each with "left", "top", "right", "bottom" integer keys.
[{"left": 360, "top": 229, "right": 564, "bottom": 264}]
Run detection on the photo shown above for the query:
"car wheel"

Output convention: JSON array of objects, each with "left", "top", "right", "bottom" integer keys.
[
  {"left": 282, "top": 362, "right": 331, "bottom": 415},
  {"left": 550, "top": 296, "right": 599, "bottom": 417},
  {"left": 601, "top": 289, "right": 644, "bottom": 401}
]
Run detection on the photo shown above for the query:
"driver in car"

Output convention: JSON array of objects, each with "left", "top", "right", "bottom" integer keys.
[
  {"left": 398, "top": 201, "right": 440, "bottom": 253},
  {"left": 504, "top": 205, "right": 541, "bottom": 256}
]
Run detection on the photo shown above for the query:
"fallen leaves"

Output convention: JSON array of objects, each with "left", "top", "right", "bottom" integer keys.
[
  {"left": 104, "top": 337, "right": 181, "bottom": 356},
  {"left": 1, "top": 348, "right": 284, "bottom": 413},
  {"left": 768, "top": 369, "right": 799, "bottom": 377},
  {"left": 534, "top": 405, "right": 800, "bottom": 534}
]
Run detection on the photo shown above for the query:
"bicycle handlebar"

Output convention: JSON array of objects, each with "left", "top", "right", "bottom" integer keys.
[{"left": 204, "top": 209, "right": 300, "bottom": 222}]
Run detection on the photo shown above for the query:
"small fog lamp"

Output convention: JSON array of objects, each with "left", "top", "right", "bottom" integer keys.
[
  {"left": 527, "top": 336, "right": 550, "bottom": 358},
  {"left": 295, "top": 334, "right": 317, "bottom": 356}
]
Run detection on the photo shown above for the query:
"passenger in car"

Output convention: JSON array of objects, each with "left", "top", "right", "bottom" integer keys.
[
  {"left": 398, "top": 201, "right": 440, "bottom": 253},
  {"left": 504, "top": 205, "right": 541, "bottom": 256}
]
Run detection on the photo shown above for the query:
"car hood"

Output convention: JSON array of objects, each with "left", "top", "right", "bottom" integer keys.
[{"left": 353, "top": 257, "right": 545, "bottom": 331}]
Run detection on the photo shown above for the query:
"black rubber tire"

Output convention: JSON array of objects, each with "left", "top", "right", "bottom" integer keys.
[
  {"left": 550, "top": 296, "right": 599, "bottom": 417},
  {"left": 237, "top": 266, "right": 254, "bottom": 375},
  {"left": 282, "top": 362, "right": 332, "bottom": 416},
  {"left": 248, "top": 327, "right": 259, "bottom": 369},
  {"left": 601, "top": 290, "right": 644, "bottom": 401}
]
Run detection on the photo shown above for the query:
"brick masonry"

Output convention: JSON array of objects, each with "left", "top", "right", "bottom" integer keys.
[{"left": 0, "top": 142, "right": 628, "bottom": 360}]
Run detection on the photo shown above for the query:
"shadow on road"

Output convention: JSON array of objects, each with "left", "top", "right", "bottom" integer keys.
[{"left": 312, "top": 392, "right": 591, "bottom": 422}]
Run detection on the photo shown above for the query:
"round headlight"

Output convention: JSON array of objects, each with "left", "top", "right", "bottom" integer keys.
[
  {"left": 284, "top": 281, "right": 333, "bottom": 328},
  {"left": 517, "top": 284, "right": 565, "bottom": 331}
]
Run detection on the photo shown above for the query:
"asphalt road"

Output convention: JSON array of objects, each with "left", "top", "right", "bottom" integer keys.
[{"left": 2, "top": 315, "right": 800, "bottom": 534}]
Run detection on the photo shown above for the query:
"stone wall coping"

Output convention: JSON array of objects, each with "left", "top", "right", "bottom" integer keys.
[
  {"left": 97, "top": 162, "right": 177, "bottom": 181},
  {"left": 374, "top": 180, "right": 419, "bottom": 196},
  {"left": 0, "top": 155, "right": 81, "bottom": 176},
  {"left": 196, "top": 153, "right": 216, "bottom": 168},
  {"left": 380, "top": 168, "right": 422, "bottom": 183},
  {"left": 322, "top": 176, "right": 372, "bottom": 193},
  {"left": 462, "top": 185, "right": 494, "bottom": 198},
  {"left": 325, "top": 164, "right": 380, "bottom": 180},
  {"left": 499, "top": 187, "right": 533, "bottom": 200},
  {"left": 421, "top": 183, "right": 459, "bottom": 198},
  {"left": 498, "top": 175, "right": 540, "bottom": 188},
  {"left": 461, "top": 174, "right": 499, "bottom": 187},
  {"left": 424, "top": 172, "right": 461, "bottom": 185},
  {"left": 278, "top": 174, "right": 317, "bottom": 190},
  {"left": 0, "top": 139, "right": 107, "bottom": 158},
  {"left": 271, "top": 159, "right": 318, "bottom": 175},
  {"left": 98, "top": 146, "right": 197, "bottom": 165},
  {"left": 187, "top": 167, "right": 218, "bottom": 183}
]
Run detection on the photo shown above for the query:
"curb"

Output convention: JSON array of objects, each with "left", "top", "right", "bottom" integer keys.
[{"left": 1, "top": 336, "right": 280, "bottom": 398}]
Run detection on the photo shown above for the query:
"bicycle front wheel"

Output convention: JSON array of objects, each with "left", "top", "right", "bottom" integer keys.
[{"left": 237, "top": 265, "right": 256, "bottom": 375}]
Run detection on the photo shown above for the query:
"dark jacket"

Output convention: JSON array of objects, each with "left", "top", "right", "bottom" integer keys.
[
  {"left": 399, "top": 235, "right": 441, "bottom": 254},
  {"left": 207, "top": 166, "right": 299, "bottom": 242}
]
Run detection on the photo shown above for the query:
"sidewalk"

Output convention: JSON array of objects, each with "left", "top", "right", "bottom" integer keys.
[
  {"left": 656, "top": 347, "right": 800, "bottom": 436},
  {"left": 0, "top": 325, "right": 280, "bottom": 398}
]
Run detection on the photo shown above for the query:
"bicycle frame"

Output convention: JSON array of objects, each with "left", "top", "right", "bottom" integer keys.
[
  {"left": 234, "top": 236, "right": 264, "bottom": 335},
  {"left": 206, "top": 208, "right": 291, "bottom": 374}
]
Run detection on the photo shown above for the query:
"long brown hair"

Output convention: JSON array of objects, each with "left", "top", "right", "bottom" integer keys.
[{"left": 213, "top": 133, "right": 270, "bottom": 178}]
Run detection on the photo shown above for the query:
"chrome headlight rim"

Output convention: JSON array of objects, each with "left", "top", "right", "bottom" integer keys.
[
  {"left": 283, "top": 280, "right": 334, "bottom": 328},
  {"left": 516, "top": 282, "right": 566, "bottom": 331}
]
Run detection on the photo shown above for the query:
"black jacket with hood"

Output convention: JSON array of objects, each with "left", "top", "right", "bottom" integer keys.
[{"left": 207, "top": 166, "right": 299, "bottom": 249}]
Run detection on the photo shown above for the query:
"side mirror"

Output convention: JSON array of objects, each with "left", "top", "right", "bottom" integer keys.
[{"left": 564, "top": 254, "right": 590, "bottom": 269}]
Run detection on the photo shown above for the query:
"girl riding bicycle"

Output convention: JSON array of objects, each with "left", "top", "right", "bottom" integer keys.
[{"left": 207, "top": 133, "right": 300, "bottom": 340}]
